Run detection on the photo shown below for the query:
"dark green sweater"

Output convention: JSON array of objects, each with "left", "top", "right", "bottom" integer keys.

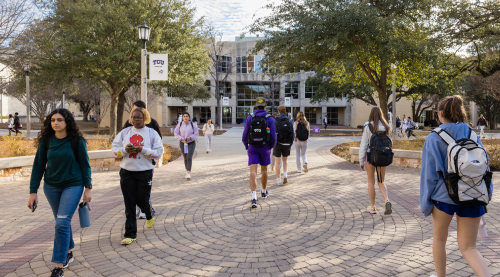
[{"left": 30, "top": 135, "right": 92, "bottom": 193}]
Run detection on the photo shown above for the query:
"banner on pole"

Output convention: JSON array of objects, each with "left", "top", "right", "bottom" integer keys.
[
  {"left": 223, "top": 97, "right": 229, "bottom": 106},
  {"left": 149, "top": 54, "right": 168, "bottom": 81},
  {"left": 284, "top": 97, "right": 291, "bottom": 107}
]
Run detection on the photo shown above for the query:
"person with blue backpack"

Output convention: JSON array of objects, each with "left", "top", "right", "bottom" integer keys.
[
  {"left": 359, "top": 107, "right": 393, "bottom": 215},
  {"left": 274, "top": 106, "right": 294, "bottom": 185},
  {"left": 420, "top": 95, "right": 492, "bottom": 277},
  {"left": 242, "top": 97, "right": 277, "bottom": 208}
]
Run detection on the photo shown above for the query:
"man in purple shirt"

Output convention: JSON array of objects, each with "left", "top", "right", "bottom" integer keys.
[{"left": 242, "top": 97, "right": 277, "bottom": 208}]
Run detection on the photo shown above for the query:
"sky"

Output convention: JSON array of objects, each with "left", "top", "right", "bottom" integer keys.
[{"left": 191, "top": 0, "right": 277, "bottom": 41}]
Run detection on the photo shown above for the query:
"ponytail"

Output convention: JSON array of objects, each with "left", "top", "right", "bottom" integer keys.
[{"left": 437, "top": 95, "right": 467, "bottom": 123}]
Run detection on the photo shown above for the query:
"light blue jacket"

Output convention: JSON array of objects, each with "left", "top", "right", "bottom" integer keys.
[{"left": 420, "top": 122, "right": 492, "bottom": 216}]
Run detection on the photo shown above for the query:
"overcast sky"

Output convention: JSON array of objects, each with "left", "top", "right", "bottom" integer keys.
[{"left": 191, "top": 0, "right": 277, "bottom": 41}]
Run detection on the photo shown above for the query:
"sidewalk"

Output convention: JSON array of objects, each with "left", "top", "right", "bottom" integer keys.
[{"left": 0, "top": 128, "right": 499, "bottom": 276}]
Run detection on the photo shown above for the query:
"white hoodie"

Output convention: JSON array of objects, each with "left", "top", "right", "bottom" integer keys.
[
  {"left": 359, "top": 121, "right": 389, "bottom": 167},
  {"left": 112, "top": 126, "right": 164, "bottom": 171}
]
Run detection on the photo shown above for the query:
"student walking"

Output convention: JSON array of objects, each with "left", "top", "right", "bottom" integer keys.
[
  {"left": 274, "top": 106, "right": 294, "bottom": 185},
  {"left": 477, "top": 114, "right": 487, "bottom": 139},
  {"left": 7, "top": 114, "right": 14, "bottom": 136},
  {"left": 395, "top": 116, "right": 402, "bottom": 138},
  {"left": 202, "top": 119, "right": 215, "bottom": 153},
  {"left": 27, "top": 109, "right": 92, "bottom": 277},
  {"left": 13, "top": 112, "right": 22, "bottom": 136},
  {"left": 174, "top": 112, "right": 198, "bottom": 180},
  {"left": 242, "top": 97, "right": 276, "bottom": 208},
  {"left": 401, "top": 114, "right": 407, "bottom": 138},
  {"left": 323, "top": 115, "right": 328, "bottom": 129},
  {"left": 406, "top": 117, "right": 418, "bottom": 139},
  {"left": 123, "top": 100, "right": 162, "bottom": 220},
  {"left": 359, "top": 107, "right": 393, "bottom": 215},
  {"left": 294, "top": 111, "right": 310, "bottom": 173},
  {"left": 420, "top": 95, "right": 492, "bottom": 277},
  {"left": 112, "top": 107, "right": 164, "bottom": 246}
]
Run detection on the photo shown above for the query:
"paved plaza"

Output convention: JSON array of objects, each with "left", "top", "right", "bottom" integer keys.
[{"left": 0, "top": 128, "right": 499, "bottom": 277}]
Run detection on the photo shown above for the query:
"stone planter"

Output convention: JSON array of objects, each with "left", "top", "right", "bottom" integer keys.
[
  {"left": 0, "top": 150, "right": 162, "bottom": 181},
  {"left": 349, "top": 147, "right": 422, "bottom": 168}
]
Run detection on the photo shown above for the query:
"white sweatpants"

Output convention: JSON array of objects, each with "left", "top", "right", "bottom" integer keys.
[
  {"left": 479, "top": 125, "right": 485, "bottom": 138},
  {"left": 205, "top": 134, "right": 212, "bottom": 151},
  {"left": 295, "top": 141, "right": 308, "bottom": 171}
]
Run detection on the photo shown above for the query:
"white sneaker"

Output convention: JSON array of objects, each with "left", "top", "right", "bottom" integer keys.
[
  {"left": 276, "top": 178, "right": 283, "bottom": 186},
  {"left": 185, "top": 173, "right": 191, "bottom": 180},
  {"left": 139, "top": 212, "right": 146, "bottom": 219}
]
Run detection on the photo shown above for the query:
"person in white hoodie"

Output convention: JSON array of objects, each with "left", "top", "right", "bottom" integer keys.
[
  {"left": 359, "top": 106, "right": 392, "bottom": 215},
  {"left": 112, "top": 108, "right": 164, "bottom": 245},
  {"left": 202, "top": 119, "right": 215, "bottom": 153}
]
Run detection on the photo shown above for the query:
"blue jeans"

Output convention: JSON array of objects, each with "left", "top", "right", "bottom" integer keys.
[{"left": 44, "top": 183, "right": 83, "bottom": 263}]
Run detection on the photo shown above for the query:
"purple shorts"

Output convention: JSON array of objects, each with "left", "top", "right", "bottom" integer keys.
[{"left": 248, "top": 146, "right": 271, "bottom": 166}]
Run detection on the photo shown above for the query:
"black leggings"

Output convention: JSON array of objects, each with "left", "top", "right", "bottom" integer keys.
[{"left": 179, "top": 141, "right": 196, "bottom": 171}]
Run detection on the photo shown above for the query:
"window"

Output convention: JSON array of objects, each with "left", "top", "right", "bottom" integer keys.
[
  {"left": 327, "top": 107, "right": 339, "bottom": 125},
  {"left": 218, "top": 81, "right": 232, "bottom": 98},
  {"left": 236, "top": 82, "right": 279, "bottom": 123},
  {"left": 284, "top": 82, "right": 299, "bottom": 99},
  {"left": 305, "top": 107, "right": 318, "bottom": 124},
  {"left": 216, "top": 107, "right": 232, "bottom": 123},
  {"left": 305, "top": 86, "right": 317, "bottom": 98},
  {"left": 216, "top": 55, "right": 232, "bottom": 73},
  {"left": 205, "top": 80, "right": 211, "bottom": 93},
  {"left": 236, "top": 55, "right": 264, "bottom": 74}
]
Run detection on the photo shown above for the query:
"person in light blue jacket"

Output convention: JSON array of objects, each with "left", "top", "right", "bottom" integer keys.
[{"left": 420, "top": 95, "right": 491, "bottom": 277}]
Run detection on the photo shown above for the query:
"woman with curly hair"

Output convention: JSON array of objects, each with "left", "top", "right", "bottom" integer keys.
[
  {"left": 27, "top": 109, "right": 92, "bottom": 277},
  {"left": 112, "top": 107, "right": 164, "bottom": 245}
]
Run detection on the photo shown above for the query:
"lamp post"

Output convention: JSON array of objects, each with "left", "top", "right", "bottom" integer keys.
[
  {"left": 391, "top": 65, "right": 397, "bottom": 137},
  {"left": 24, "top": 62, "right": 31, "bottom": 138},
  {"left": 219, "top": 89, "right": 224, "bottom": 130},
  {"left": 138, "top": 23, "right": 151, "bottom": 106}
]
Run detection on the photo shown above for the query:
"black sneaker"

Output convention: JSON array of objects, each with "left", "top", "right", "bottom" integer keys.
[
  {"left": 62, "top": 252, "right": 73, "bottom": 268},
  {"left": 261, "top": 190, "right": 268, "bottom": 199},
  {"left": 384, "top": 201, "right": 393, "bottom": 215},
  {"left": 251, "top": 199, "right": 258, "bottom": 208},
  {"left": 50, "top": 267, "right": 64, "bottom": 277}
]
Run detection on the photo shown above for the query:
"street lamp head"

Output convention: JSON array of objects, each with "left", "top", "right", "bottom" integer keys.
[
  {"left": 23, "top": 62, "right": 30, "bottom": 73},
  {"left": 138, "top": 23, "right": 151, "bottom": 41}
]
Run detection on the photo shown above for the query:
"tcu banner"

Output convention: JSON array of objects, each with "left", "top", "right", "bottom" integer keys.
[{"left": 149, "top": 53, "right": 168, "bottom": 81}]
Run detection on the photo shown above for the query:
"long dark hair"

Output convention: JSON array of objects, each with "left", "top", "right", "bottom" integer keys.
[
  {"left": 368, "top": 107, "right": 390, "bottom": 134},
  {"left": 35, "top": 109, "right": 84, "bottom": 147}
]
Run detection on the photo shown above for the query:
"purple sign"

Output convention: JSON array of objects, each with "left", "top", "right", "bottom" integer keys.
[{"left": 312, "top": 126, "right": 321, "bottom": 133}]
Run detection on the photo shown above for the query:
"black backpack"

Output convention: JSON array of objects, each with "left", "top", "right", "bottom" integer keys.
[
  {"left": 248, "top": 113, "right": 271, "bottom": 146},
  {"left": 367, "top": 123, "right": 393, "bottom": 167},
  {"left": 276, "top": 116, "right": 293, "bottom": 144},
  {"left": 296, "top": 121, "right": 309, "bottom": 141}
]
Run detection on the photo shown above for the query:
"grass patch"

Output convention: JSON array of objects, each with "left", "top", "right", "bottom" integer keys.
[{"left": 331, "top": 138, "right": 500, "bottom": 171}]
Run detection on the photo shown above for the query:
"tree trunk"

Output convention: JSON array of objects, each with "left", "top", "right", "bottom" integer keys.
[
  {"left": 109, "top": 96, "right": 117, "bottom": 135},
  {"left": 116, "top": 90, "right": 127, "bottom": 131}
]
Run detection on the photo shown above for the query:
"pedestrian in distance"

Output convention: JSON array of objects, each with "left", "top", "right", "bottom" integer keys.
[
  {"left": 112, "top": 107, "right": 164, "bottom": 246},
  {"left": 294, "top": 111, "right": 310, "bottom": 173},
  {"left": 402, "top": 114, "right": 408, "bottom": 138},
  {"left": 13, "top": 112, "right": 22, "bottom": 136},
  {"left": 420, "top": 95, "right": 492, "bottom": 277},
  {"left": 477, "top": 114, "right": 487, "bottom": 139},
  {"left": 7, "top": 114, "right": 14, "bottom": 136},
  {"left": 274, "top": 106, "right": 294, "bottom": 185},
  {"left": 242, "top": 97, "right": 276, "bottom": 208},
  {"left": 122, "top": 100, "right": 162, "bottom": 220},
  {"left": 359, "top": 107, "right": 393, "bottom": 215},
  {"left": 27, "top": 108, "right": 92, "bottom": 277},
  {"left": 406, "top": 116, "right": 418, "bottom": 139},
  {"left": 202, "top": 119, "right": 215, "bottom": 153},
  {"left": 174, "top": 112, "right": 198, "bottom": 180},
  {"left": 323, "top": 115, "right": 328, "bottom": 129},
  {"left": 395, "top": 115, "right": 402, "bottom": 138}
]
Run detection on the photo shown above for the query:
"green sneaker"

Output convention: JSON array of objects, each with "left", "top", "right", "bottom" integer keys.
[
  {"left": 146, "top": 216, "right": 156, "bottom": 228},
  {"left": 120, "top": 238, "right": 136, "bottom": 245}
]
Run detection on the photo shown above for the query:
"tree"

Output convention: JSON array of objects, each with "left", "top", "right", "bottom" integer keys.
[
  {"left": 49, "top": 0, "right": 210, "bottom": 134},
  {"left": 464, "top": 71, "right": 500, "bottom": 129},
  {"left": 250, "top": 0, "right": 439, "bottom": 118},
  {"left": 67, "top": 79, "right": 102, "bottom": 121},
  {"left": 207, "top": 30, "right": 234, "bottom": 129}
]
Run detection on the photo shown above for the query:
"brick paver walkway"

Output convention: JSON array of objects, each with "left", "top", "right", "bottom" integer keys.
[{"left": 0, "top": 127, "right": 499, "bottom": 277}]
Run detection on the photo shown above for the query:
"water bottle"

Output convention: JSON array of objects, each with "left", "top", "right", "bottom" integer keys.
[
  {"left": 78, "top": 202, "right": 91, "bottom": 228},
  {"left": 184, "top": 142, "right": 189, "bottom": 154}
]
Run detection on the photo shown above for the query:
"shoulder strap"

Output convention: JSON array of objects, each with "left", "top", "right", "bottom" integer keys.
[
  {"left": 368, "top": 123, "right": 373, "bottom": 133},
  {"left": 468, "top": 127, "right": 478, "bottom": 142},
  {"left": 265, "top": 114, "right": 271, "bottom": 118},
  {"left": 432, "top": 127, "right": 455, "bottom": 145},
  {"left": 250, "top": 112, "right": 255, "bottom": 118}
]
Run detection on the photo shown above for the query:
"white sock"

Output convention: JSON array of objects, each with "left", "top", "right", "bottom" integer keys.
[
  {"left": 252, "top": 191, "right": 257, "bottom": 200},
  {"left": 261, "top": 189, "right": 266, "bottom": 193},
  {"left": 283, "top": 172, "right": 287, "bottom": 178}
]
